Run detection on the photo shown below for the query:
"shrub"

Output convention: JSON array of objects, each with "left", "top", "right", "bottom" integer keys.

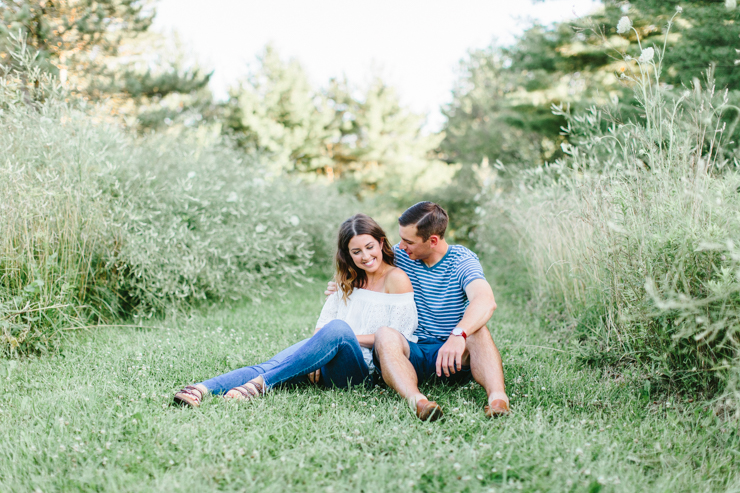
[
  {"left": 0, "top": 48, "right": 355, "bottom": 356},
  {"left": 476, "top": 9, "right": 740, "bottom": 402},
  {"left": 110, "top": 131, "right": 343, "bottom": 314}
]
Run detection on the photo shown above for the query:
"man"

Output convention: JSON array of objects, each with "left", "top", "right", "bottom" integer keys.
[{"left": 328, "top": 202, "right": 509, "bottom": 421}]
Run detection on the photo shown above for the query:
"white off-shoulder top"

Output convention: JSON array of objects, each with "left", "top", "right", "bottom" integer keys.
[{"left": 315, "top": 289, "right": 419, "bottom": 372}]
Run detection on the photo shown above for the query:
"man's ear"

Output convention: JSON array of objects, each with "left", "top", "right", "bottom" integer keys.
[{"left": 429, "top": 235, "right": 439, "bottom": 247}]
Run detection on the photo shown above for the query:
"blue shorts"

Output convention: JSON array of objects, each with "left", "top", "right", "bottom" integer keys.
[{"left": 374, "top": 338, "right": 472, "bottom": 385}]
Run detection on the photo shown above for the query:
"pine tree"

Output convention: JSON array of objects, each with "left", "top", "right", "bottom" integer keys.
[
  {"left": 441, "top": 0, "right": 740, "bottom": 169},
  {"left": 327, "top": 77, "right": 445, "bottom": 199},
  {"left": 224, "top": 46, "right": 447, "bottom": 199},
  {"left": 0, "top": 1, "right": 211, "bottom": 128},
  {"left": 223, "top": 45, "right": 337, "bottom": 175}
]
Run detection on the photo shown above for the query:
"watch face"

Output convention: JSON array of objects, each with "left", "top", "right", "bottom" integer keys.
[{"left": 452, "top": 328, "right": 463, "bottom": 336}]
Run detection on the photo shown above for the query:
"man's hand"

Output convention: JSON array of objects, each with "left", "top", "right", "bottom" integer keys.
[
  {"left": 325, "top": 281, "right": 338, "bottom": 297},
  {"left": 436, "top": 336, "right": 466, "bottom": 377}
]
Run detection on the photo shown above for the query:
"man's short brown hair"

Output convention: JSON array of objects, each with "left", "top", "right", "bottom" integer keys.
[{"left": 398, "top": 202, "right": 448, "bottom": 241}]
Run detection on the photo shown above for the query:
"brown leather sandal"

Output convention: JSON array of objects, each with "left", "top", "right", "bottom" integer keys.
[
  {"left": 224, "top": 380, "right": 265, "bottom": 401},
  {"left": 173, "top": 385, "right": 205, "bottom": 408}
]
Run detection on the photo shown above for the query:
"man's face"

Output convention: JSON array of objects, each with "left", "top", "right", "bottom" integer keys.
[{"left": 398, "top": 224, "right": 434, "bottom": 261}]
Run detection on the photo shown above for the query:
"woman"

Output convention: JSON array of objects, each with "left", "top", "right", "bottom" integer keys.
[{"left": 173, "top": 213, "right": 418, "bottom": 407}]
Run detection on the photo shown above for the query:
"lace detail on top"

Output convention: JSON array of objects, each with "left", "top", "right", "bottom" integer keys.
[{"left": 315, "top": 289, "right": 418, "bottom": 371}]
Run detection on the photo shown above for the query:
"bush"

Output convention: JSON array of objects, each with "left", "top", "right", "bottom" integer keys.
[
  {"left": 475, "top": 10, "right": 740, "bottom": 402},
  {"left": 111, "top": 130, "right": 354, "bottom": 314},
  {"left": 0, "top": 52, "right": 355, "bottom": 356}
]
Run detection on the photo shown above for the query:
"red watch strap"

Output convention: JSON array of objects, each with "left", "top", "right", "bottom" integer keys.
[{"left": 461, "top": 330, "right": 467, "bottom": 340}]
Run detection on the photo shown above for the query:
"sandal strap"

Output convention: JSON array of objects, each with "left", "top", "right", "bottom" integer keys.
[
  {"left": 179, "top": 385, "right": 203, "bottom": 402},
  {"left": 233, "top": 381, "right": 263, "bottom": 399},
  {"left": 231, "top": 386, "right": 253, "bottom": 398}
]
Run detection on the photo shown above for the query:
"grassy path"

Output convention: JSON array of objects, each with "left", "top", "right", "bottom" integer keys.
[{"left": 1, "top": 276, "right": 738, "bottom": 492}]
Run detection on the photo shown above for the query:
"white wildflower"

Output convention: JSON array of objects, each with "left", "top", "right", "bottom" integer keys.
[
  {"left": 226, "top": 192, "right": 238, "bottom": 203},
  {"left": 289, "top": 215, "right": 300, "bottom": 226},
  {"left": 255, "top": 224, "right": 267, "bottom": 233},
  {"left": 727, "top": 0, "right": 737, "bottom": 10},
  {"left": 624, "top": 55, "right": 632, "bottom": 61},
  {"left": 676, "top": 5, "right": 683, "bottom": 12},
  {"left": 638, "top": 47, "right": 654, "bottom": 63},
  {"left": 187, "top": 171, "right": 196, "bottom": 179},
  {"left": 617, "top": 16, "right": 632, "bottom": 34}
]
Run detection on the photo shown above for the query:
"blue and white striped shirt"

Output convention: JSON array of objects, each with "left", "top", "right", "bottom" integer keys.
[{"left": 393, "top": 244, "right": 486, "bottom": 342}]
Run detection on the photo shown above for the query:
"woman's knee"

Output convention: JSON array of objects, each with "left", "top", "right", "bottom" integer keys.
[{"left": 318, "top": 319, "right": 355, "bottom": 341}]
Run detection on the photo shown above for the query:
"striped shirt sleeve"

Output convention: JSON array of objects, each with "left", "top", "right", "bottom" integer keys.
[{"left": 455, "top": 253, "right": 486, "bottom": 290}]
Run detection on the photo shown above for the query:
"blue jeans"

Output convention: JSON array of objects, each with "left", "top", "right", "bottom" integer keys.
[{"left": 199, "top": 319, "right": 370, "bottom": 394}]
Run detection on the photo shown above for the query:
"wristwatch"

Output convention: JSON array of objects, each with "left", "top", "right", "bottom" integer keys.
[{"left": 451, "top": 327, "right": 467, "bottom": 340}]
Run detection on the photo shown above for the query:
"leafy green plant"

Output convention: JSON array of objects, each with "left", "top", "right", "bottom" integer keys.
[
  {"left": 0, "top": 43, "right": 355, "bottom": 356},
  {"left": 476, "top": 6, "right": 740, "bottom": 404}
]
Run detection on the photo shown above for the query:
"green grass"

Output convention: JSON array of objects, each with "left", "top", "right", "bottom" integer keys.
[{"left": 1, "top": 277, "right": 738, "bottom": 492}]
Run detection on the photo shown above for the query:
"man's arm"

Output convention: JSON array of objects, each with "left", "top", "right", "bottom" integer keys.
[
  {"left": 435, "top": 278, "right": 497, "bottom": 377},
  {"left": 456, "top": 278, "right": 497, "bottom": 336}
]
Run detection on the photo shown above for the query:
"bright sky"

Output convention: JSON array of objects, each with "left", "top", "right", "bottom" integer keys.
[{"left": 153, "top": 0, "right": 600, "bottom": 131}]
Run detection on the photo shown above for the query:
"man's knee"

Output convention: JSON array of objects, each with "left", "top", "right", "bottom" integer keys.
[
  {"left": 468, "top": 326, "right": 492, "bottom": 341},
  {"left": 467, "top": 327, "right": 495, "bottom": 349},
  {"left": 374, "top": 326, "right": 405, "bottom": 354}
]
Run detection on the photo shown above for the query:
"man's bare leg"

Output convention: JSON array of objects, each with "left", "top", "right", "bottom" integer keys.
[
  {"left": 465, "top": 328, "right": 509, "bottom": 410},
  {"left": 374, "top": 326, "right": 429, "bottom": 410}
]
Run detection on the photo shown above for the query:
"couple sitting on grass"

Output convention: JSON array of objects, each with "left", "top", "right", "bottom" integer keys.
[{"left": 174, "top": 202, "right": 509, "bottom": 421}]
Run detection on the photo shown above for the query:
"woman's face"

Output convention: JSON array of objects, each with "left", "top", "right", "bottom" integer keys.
[{"left": 347, "top": 234, "right": 384, "bottom": 273}]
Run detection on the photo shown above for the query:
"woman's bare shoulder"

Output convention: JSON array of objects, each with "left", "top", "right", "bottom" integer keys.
[{"left": 384, "top": 267, "right": 413, "bottom": 294}]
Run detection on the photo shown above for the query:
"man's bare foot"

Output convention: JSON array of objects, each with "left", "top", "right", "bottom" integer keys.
[
  {"left": 415, "top": 399, "right": 443, "bottom": 422},
  {"left": 484, "top": 392, "right": 510, "bottom": 417}
]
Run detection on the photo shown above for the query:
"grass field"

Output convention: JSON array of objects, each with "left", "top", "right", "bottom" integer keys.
[{"left": 1, "top": 274, "right": 738, "bottom": 492}]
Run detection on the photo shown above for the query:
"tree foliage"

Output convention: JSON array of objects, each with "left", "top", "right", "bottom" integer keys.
[
  {"left": 0, "top": 0, "right": 212, "bottom": 128},
  {"left": 224, "top": 46, "right": 448, "bottom": 200},
  {"left": 442, "top": 0, "right": 740, "bottom": 170},
  {"left": 223, "top": 45, "right": 337, "bottom": 175}
]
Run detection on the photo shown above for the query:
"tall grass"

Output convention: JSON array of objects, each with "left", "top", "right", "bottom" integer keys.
[
  {"left": 476, "top": 9, "right": 740, "bottom": 404},
  {"left": 0, "top": 44, "right": 356, "bottom": 357}
]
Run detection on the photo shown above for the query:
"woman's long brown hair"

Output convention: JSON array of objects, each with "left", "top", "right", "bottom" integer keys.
[{"left": 335, "top": 214, "right": 395, "bottom": 301}]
